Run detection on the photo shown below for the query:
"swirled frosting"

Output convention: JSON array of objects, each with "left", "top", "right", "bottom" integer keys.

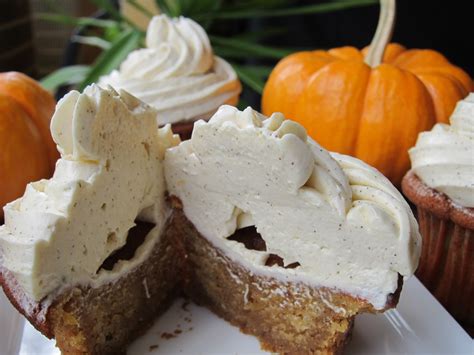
[
  {"left": 165, "top": 105, "right": 421, "bottom": 309},
  {"left": 409, "top": 94, "right": 474, "bottom": 208},
  {"left": 0, "top": 85, "right": 179, "bottom": 301},
  {"left": 100, "top": 15, "right": 241, "bottom": 125}
]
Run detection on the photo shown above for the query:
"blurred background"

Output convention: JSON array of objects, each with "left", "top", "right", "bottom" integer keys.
[{"left": 2, "top": 0, "right": 473, "bottom": 109}]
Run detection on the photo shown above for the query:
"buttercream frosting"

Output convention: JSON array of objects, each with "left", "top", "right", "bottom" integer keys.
[
  {"left": 164, "top": 105, "right": 421, "bottom": 309},
  {"left": 0, "top": 85, "right": 179, "bottom": 301},
  {"left": 409, "top": 94, "right": 474, "bottom": 208},
  {"left": 100, "top": 15, "right": 241, "bottom": 125}
]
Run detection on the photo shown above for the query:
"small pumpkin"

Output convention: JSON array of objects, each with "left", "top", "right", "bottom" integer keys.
[
  {"left": 262, "top": 0, "right": 473, "bottom": 185},
  {"left": 0, "top": 72, "right": 57, "bottom": 216}
]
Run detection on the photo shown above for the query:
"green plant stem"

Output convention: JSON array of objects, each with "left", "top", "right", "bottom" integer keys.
[
  {"left": 194, "top": 0, "right": 378, "bottom": 20},
  {"left": 79, "top": 29, "right": 142, "bottom": 91},
  {"left": 126, "top": 0, "right": 154, "bottom": 18},
  {"left": 40, "top": 65, "right": 91, "bottom": 92},
  {"left": 36, "top": 13, "right": 119, "bottom": 28},
  {"left": 232, "top": 64, "right": 266, "bottom": 94},
  {"left": 211, "top": 36, "right": 293, "bottom": 59}
]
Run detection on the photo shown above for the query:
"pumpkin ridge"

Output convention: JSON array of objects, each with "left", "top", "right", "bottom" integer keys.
[
  {"left": 346, "top": 63, "right": 372, "bottom": 156},
  {"left": 415, "top": 72, "right": 468, "bottom": 124},
  {"left": 0, "top": 72, "right": 57, "bottom": 171},
  {"left": 354, "top": 64, "right": 435, "bottom": 184},
  {"left": 0, "top": 93, "right": 50, "bottom": 210},
  {"left": 294, "top": 59, "right": 371, "bottom": 155}
]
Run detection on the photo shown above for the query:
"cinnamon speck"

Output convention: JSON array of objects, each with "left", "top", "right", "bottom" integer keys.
[
  {"left": 149, "top": 344, "right": 159, "bottom": 351},
  {"left": 161, "top": 332, "right": 176, "bottom": 339}
]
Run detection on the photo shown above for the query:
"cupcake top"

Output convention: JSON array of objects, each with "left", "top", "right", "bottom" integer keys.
[
  {"left": 100, "top": 15, "right": 241, "bottom": 125},
  {"left": 409, "top": 94, "right": 474, "bottom": 208},
  {"left": 0, "top": 85, "right": 178, "bottom": 301},
  {"left": 165, "top": 105, "right": 421, "bottom": 310}
]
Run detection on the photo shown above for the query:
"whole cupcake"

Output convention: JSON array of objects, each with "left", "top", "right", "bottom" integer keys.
[
  {"left": 402, "top": 93, "right": 474, "bottom": 333},
  {"left": 100, "top": 15, "right": 241, "bottom": 139}
]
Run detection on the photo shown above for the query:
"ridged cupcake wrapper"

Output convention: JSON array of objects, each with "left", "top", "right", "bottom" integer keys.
[{"left": 416, "top": 207, "right": 474, "bottom": 330}]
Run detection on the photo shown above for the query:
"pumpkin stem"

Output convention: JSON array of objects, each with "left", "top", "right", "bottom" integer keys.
[{"left": 364, "top": 0, "right": 396, "bottom": 67}]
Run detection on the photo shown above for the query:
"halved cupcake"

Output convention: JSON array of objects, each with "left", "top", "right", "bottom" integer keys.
[
  {"left": 402, "top": 94, "right": 474, "bottom": 333},
  {"left": 99, "top": 14, "right": 242, "bottom": 139},
  {"left": 164, "top": 105, "right": 421, "bottom": 353},
  {"left": 0, "top": 85, "right": 181, "bottom": 353}
]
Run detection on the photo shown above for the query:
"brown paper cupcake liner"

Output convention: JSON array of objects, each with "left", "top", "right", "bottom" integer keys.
[{"left": 402, "top": 172, "right": 474, "bottom": 333}]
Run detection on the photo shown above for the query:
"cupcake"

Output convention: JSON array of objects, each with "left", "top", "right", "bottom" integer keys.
[
  {"left": 100, "top": 15, "right": 241, "bottom": 139},
  {"left": 402, "top": 94, "right": 474, "bottom": 332}
]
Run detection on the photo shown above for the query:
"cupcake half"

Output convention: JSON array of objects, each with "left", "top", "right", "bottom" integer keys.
[
  {"left": 402, "top": 93, "right": 474, "bottom": 333},
  {"left": 100, "top": 15, "right": 242, "bottom": 139}
]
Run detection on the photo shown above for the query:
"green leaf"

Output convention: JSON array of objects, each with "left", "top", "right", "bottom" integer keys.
[
  {"left": 154, "top": 0, "right": 180, "bottom": 17},
  {"left": 40, "top": 65, "right": 91, "bottom": 92},
  {"left": 126, "top": 0, "right": 154, "bottom": 18},
  {"left": 232, "top": 64, "right": 266, "bottom": 94},
  {"left": 221, "top": 0, "right": 290, "bottom": 11},
  {"left": 72, "top": 35, "right": 111, "bottom": 49},
  {"left": 88, "top": 0, "right": 123, "bottom": 21},
  {"left": 104, "top": 25, "right": 123, "bottom": 42},
  {"left": 194, "top": 0, "right": 377, "bottom": 20},
  {"left": 79, "top": 29, "right": 143, "bottom": 91},
  {"left": 211, "top": 36, "right": 293, "bottom": 59},
  {"left": 240, "top": 65, "right": 273, "bottom": 78},
  {"left": 36, "top": 13, "right": 119, "bottom": 28}
]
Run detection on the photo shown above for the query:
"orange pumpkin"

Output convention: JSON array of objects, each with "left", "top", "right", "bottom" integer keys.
[
  {"left": 262, "top": 0, "right": 473, "bottom": 185},
  {"left": 0, "top": 72, "right": 57, "bottom": 216}
]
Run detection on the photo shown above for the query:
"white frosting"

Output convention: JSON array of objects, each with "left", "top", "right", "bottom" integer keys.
[
  {"left": 0, "top": 85, "right": 179, "bottom": 301},
  {"left": 100, "top": 15, "right": 241, "bottom": 125},
  {"left": 164, "top": 106, "right": 421, "bottom": 309},
  {"left": 409, "top": 94, "right": 474, "bottom": 207}
]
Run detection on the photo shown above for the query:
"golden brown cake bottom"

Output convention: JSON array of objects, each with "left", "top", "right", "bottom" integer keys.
[
  {"left": 170, "top": 200, "right": 402, "bottom": 354},
  {"left": 402, "top": 171, "right": 474, "bottom": 334},
  {"left": 0, "top": 219, "right": 184, "bottom": 354}
]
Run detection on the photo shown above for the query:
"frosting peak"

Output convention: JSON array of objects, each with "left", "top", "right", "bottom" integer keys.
[
  {"left": 409, "top": 94, "right": 474, "bottom": 207},
  {"left": 164, "top": 105, "right": 421, "bottom": 309},
  {"left": 100, "top": 15, "right": 241, "bottom": 125},
  {"left": 0, "top": 85, "right": 178, "bottom": 301}
]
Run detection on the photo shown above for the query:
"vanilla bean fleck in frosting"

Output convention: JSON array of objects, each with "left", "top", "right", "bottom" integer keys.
[
  {"left": 409, "top": 93, "right": 474, "bottom": 207},
  {"left": 164, "top": 105, "right": 421, "bottom": 309},
  {"left": 100, "top": 15, "right": 241, "bottom": 125}
]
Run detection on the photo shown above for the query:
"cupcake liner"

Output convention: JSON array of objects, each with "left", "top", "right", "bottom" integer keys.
[
  {"left": 403, "top": 172, "right": 474, "bottom": 332},
  {"left": 416, "top": 207, "right": 473, "bottom": 329}
]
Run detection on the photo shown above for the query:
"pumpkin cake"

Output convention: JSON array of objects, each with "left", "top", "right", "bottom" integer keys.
[
  {"left": 402, "top": 94, "right": 474, "bottom": 334},
  {"left": 99, "top": 14, "right": 242, "bottom": 139},
  {"left": 0, "top": 87, "right": 421, "bottom": 354}
]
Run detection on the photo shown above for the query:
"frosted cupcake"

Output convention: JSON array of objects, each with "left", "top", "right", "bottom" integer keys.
[
  {"left": 100, "top": 15, "right": 241, "bottom": 139},
  {"left": 402, "top": 94, "right": 474, "bottom": 332}
]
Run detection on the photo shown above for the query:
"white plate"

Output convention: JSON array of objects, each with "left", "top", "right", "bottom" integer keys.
[
  {"left": 3, "top": 277, "right": 471, "bottom": 354},
  {"left": 0, "top": 289, "right": 24, "bottom": 355}
]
